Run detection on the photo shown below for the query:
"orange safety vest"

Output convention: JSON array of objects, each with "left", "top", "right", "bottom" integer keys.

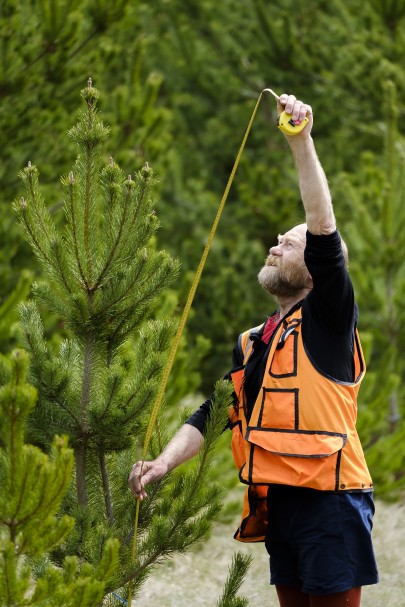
[{"left": 229, "top": 305, "right": 372, "bottom": 543}]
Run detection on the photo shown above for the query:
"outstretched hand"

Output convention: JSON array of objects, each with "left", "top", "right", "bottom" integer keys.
[
  {"left": 128, "top": 459, "right": 168, "bottom": 500},
  {"left": 277, "top": 93, "right": 313, "bottom": 139},
  {"left": 128, "top": 424, "right": 204, "bottom": 500}
]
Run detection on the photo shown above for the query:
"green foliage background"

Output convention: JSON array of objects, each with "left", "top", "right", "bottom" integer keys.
[{"left": 2, "top": 0, "right": 405, "bottom": 496}]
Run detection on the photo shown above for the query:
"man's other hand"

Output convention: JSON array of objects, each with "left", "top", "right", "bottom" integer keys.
[{"left": 128, "top": 459, "right": 168, "bottom": 500}]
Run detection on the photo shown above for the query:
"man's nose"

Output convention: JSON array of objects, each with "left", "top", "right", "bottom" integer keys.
[{"left": 269, "top": 245, "right": 282, "bottom": 256}]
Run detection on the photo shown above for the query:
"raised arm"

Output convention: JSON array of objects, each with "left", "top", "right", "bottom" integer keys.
[
  {"left": 277, "top": 93, "right": 336, "bottom": 236},
  {"left": 128, "top": 424, "right": 203, "bottom": 500}
]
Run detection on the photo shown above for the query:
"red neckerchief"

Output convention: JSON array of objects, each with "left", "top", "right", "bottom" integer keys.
[{"left": 262, "top": 314, "right": 280, "bottom": 344}]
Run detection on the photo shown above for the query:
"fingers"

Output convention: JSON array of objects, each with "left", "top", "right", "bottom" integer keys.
[
  {"left": 278, "top": 93, "right": 312, "bottom": 123},
  {"left": 128, "top": 459, "right": 167, "bottom": 500},
  {"left": 128, "top": 461, "right": 150, "bottom": 500}
]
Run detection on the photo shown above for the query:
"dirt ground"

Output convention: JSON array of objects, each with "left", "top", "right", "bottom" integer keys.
[{"left": 136, "top": 497, "right": 405, "bottom": 607}]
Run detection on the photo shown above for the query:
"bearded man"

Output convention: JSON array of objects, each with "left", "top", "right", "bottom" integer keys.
[{"left": 129, "top": 93, "right": 379, "bottom": 607}]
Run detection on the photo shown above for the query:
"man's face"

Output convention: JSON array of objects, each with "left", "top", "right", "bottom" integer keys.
[{"left": 258, "top": 224, "right": 312, "bottom": 298}]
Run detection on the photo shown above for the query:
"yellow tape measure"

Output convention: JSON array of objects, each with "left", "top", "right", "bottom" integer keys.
[
  {"left": 278, "top": 112, "right": 309, "bottom": 135},
  {"left": 264, "top": 88, "right": 309, "bottom": 135}
]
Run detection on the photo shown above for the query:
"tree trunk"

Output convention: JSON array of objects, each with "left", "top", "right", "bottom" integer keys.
[
  {"left": 77, "top": 331, "right": 94, "bottom": 506},
  {"left": 99, "top": 448, "right": 115, "bottom": 524},
  {"left": 75, "top": 441, "right": 87, "bottom": 507}
]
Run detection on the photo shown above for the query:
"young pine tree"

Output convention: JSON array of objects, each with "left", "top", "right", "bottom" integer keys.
[
  {"left": 0, "top": 349, "right": 118, "bottom": 606},
  {"left": 14, "top": 80, "right": 245, "bottom": 603}
]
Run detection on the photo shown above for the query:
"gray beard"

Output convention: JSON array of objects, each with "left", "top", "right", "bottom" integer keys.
[{"left": 257, "top": 265, "right": 307, "bottom": 298}]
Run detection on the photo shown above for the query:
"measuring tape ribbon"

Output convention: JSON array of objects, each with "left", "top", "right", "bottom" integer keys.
[{"left": 127, "top": 86, "right": 299, "bottom": 604}]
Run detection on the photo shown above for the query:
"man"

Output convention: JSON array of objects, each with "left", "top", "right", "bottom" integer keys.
[{"left": 128, "top": 93, "right": 379, "bottom": 607}]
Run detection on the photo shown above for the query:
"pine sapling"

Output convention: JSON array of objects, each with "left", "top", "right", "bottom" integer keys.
[
  {"left": 14, "top": 80, "right": 243, "bottom": 602},
  {"left": 0, "top": 349, "right": 118, "bottom": 607}
]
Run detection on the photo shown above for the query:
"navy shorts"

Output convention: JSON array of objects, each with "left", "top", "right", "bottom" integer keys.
[{"left": 265, "top": 485, "right": 379, "bottom": 595}]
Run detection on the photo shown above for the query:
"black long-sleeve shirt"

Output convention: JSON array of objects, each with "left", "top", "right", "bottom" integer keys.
[{"left": 186, "top": 231, "right": 357, "bottom": 434}]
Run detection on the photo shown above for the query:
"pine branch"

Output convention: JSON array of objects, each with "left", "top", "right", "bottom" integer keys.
[
  {"left": 15, "top": 444, "right": 73, "bottom": 531},
  {"left": 119, "top": 386, "right": 155, "bottom": 426},
  {"left": 93, "top": 168, "right": 159, "bottom": 300},
  {"left": 65, "top": 171, "right": 88, "bottom": 289},
  {"left": 216, "top": 552, "right": 252, "bottom": 607},
  {"left": 118, "top": 381, "right": 233, "bottom": 590},
  {"left": 16, "top": 167, "right": 74, "bottom": 296},
  {"left": 16, "top": 197, "right": 52, "bottom": 265},
  {"left": 94, "top": 372, "right": 122, "bottom": 423},
  {"left": 106, "top": 256, "right": 178, "bottom": 344},
  {"left": 128, "top": 164, "right": 153, "bottom": 233},
  {"left": 93, "top": 252, "right": 149, "bottom": 319},
  {"left": 25, "top": 162, "right": 55, "bottom": 248},
  {"left": 178, "top": 380, "right": 232, "bottom": 513},
  {"left": 31, "top": 281, "right": 70, "bottom": 320},
  {"left": 18, "top": 303, "right": 82, "bottom": 437},
  {"left": 93, "top": 174, "right": 136, "bottom": 292},
  {"left": 51, "top": 398, "right": 81, "bottom": 428},
  {"left": 49, "top": 238, "right": 73, "bottom": 295}
]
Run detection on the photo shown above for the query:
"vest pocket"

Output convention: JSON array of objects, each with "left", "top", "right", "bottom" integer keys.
[
  {"left": 230, "top": 421, "right": 246, "bottom": 470},
  {"left": 234, "top": 484, "right": 268, "bottom": 543},
  {"left": 244, "top": 428, "right": 347, "bottom": 491},
  {"left": 269, "top": 321, "right": 300, "bottom": 378},
  {"left": 257, "top": 387, "right": 298, "bottom": 429}
]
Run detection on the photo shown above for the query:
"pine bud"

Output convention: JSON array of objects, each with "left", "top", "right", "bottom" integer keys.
[
  {"left": 24, "top": 161, "right": 36, "bottom": 178},
  {"left": 69, "top": 171, "right": 75, "bottom": 184},
  {"left": 81, "top": 77, "right": 100, "bottom": 107},
  {"left": 20, "top": 197, "right": 27, "bottom": 209},
  {"left": 109, "top": 156, "right": 114, "bottom": 166},
  {"left": 125, "top": 174, "right": 135, "bottom": 190}
]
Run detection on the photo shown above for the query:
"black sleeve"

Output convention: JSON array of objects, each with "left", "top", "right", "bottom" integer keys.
[
  {"left": 184, "top": 339, "right": 243, "bottom": 434},
  {"left": 304, "top": 230, "right": 355, "bottom": 334},
  {"left": 184, "top": 393, "right": 215, "bottom": 435},
  {"left": 302, "top": 230, "right": 357, "bottom": 383}
]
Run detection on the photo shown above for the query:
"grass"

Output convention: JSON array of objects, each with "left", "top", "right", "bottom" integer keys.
[{"left": 136, "top": 493, "right": 405, "bottom": 606}]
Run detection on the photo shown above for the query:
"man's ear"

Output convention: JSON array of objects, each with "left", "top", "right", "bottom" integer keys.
[{"left": 306, "top": 274, "right": 313, "bottom": 289}]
